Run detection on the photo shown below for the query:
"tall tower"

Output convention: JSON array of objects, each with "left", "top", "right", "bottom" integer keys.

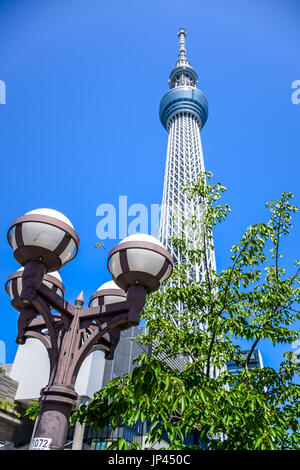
[{"left": 159, "top": 29, "right": 216, "bottom": 316}]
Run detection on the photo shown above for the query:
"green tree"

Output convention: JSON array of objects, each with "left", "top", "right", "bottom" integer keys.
[
  {"left": 73, "top": 172, "right": 300, "bottom": 450},
  {"left": 24, "top": 399, "right": 40, "bottom": 422}
]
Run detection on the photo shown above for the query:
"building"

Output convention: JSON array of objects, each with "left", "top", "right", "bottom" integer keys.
[
  {"left": 0, "top": 364, "right": 21, "bottom": 448},
  {"left": 227, "top": 350, "right": 264, "bottom": 376},
  {"left": 101, "top": 326, "right": 150, "bottom": 388},
  {"left": 152, "top": 29, "right": 217, "bottom": 373}
]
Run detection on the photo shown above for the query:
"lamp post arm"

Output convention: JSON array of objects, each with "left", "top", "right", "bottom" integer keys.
[
  {"left": 26, "top": 314, "right": 63, "bottom": 330},
  {"left": 78, "top": 285, "right": 147, "bottom": 326},
  {"left": 78, "top": 301, "right": 130, "bottom": 323},
  {"left": 67, "top": 286, "right": 147, "bottom": 385},
  {"left": 31, "top": 296, "right": 59, "bottom": 351},
  {"left": 16, "top": 305, "right": 37, "bottom": 344},
  {"left": 31, "top": 295, "right": 65, "bottom": 385},
  {"left": 37, "top": 283, "right": 76, "bottom": 318},
  {"left": 23, "top": 315, "right": 64, "bottom": 371},
  {"left": 126, "top": 284, "right": 147, "bottom": 325},
  {"left": 87, "top": 335, "right": 112, "bottom": 357},
  {"left": 67, "top": 312, "right": 131, "bottom": 386}
]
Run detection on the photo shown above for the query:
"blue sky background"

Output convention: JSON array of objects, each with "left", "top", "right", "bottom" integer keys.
[{"left": 0, "top": 0, "right": 299, "bottom": 371}]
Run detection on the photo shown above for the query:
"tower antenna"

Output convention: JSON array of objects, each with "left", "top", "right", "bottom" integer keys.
[{"left": 177, "top": 28, "right": 188, "bottom": 64}]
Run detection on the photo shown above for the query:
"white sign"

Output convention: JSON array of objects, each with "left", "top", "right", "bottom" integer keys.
[{"left": 29, "top": 437, "right": 52, "bottom": 450}]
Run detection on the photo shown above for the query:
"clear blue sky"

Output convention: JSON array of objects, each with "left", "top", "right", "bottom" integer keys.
[{"left": 0, "top": 0, "right": 299, "bottom": 370}]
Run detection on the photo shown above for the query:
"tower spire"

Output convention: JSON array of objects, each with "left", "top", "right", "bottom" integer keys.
[
  {"left": 164, "top": 29, "right": 200, "bottom": 92},
  {"left": 177, "top": 28, "right": 189, "bottom": 65}
]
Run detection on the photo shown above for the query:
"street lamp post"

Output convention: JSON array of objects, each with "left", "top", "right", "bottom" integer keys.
[{"left": 5, "top": 209, "right": 173, "bottom": 450}]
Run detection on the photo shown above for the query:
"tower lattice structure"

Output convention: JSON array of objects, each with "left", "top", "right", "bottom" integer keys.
[{"left": 159, "top": 29, "right": 216, "bottom": 325}]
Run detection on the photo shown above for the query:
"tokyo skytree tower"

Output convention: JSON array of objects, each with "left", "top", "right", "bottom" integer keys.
[{"left": 159, "top": 29, "right": 216, "bottom": 292}]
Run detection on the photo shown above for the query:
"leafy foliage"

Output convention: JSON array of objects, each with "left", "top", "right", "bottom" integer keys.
[
  {"left": 24, "top": 399, "right": 40, "bottom": 422},
  {"left": 73, "top": 173, "right": 300, "bottom": 449},
  {"left": 0, "top": 397, "right": 21, "bottom": 419}
]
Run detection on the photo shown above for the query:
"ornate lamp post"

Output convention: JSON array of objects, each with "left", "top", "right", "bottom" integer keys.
[{"left": 6, "top": 209, "right": 173, "bottom": 450}]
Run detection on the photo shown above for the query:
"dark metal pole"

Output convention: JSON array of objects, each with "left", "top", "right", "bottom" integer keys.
[
  {"left": 30, "top": 293, "right": 84, "bottom": 450},
  {"left": 31, "top": 385, "right": 78, "bottom": 450}
]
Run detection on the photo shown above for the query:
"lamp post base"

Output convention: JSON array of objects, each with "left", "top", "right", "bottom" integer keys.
[{"left": 30, "top": 385, "right": 78, "bottom": 450}]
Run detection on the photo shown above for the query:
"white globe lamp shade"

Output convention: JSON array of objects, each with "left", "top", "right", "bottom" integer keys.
[
  {"left": 107, "top": 234, "right": 173, "bottom": 293},
  {"left": 7, "top": 208, "right": 79, "bottom": 272},
  {"left": 5, "top": 267, "right": 65, "bottom": 311},
  {"left": 89, "top": 280, "right": 126, "bottom": 308}
]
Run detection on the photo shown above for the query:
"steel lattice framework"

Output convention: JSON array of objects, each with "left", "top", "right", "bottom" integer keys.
[{"left": 159, "top": 29, "right": 216, "bottom": 324}]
